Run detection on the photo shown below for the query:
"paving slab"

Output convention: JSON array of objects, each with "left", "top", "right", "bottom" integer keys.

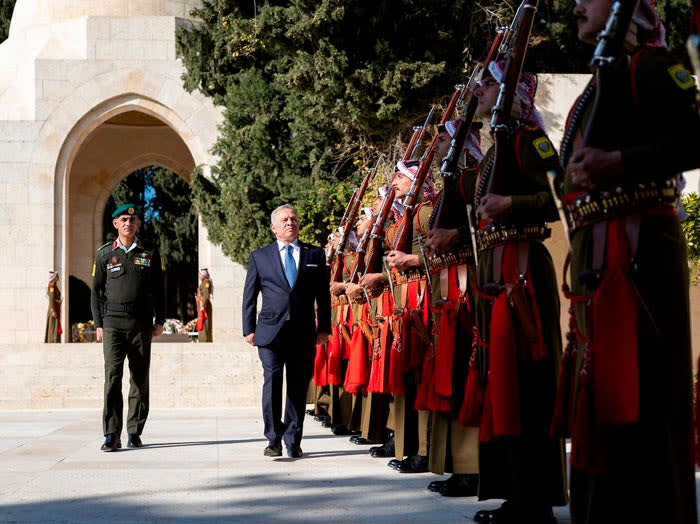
[{"left": 0, "top": 408, "right": 575, "bottom": 523}]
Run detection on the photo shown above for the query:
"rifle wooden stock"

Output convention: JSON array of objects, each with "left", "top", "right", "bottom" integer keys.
[
  {"left": 392, "top": 88, "right": 463, "bottom": 254},
  {"left": 407, "top": 106, "right": 436, "bottom": 161},
  {"left": 327, "top": 188, "right": 357, "bottom": 265},
  {"left": 330, "top": 158, "right": 381, "bottom": 281},
  {"left": 486, "top": 0, "right": 538, "bottom": 197},
  {"left": 435, "top": 31, "right": 505, "bottom": 230},
  {"left": 582, "top": 0, "right": 638, "bottom": 150},
  {"left": 363, "top": 187, "right": 396, "bottom": 276}
]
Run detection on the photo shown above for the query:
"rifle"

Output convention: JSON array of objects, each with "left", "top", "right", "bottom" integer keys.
[
  {"left": 329, "top": 156, "right": 382, "bottom": 281},
  {"left": 406, "top": 107, "right": 436, "bottom": 161},
  {"left": 347, "top": 209, "right": 377, "bottom": 284},
  {"left": 440, "top": 29, "right": 504, "bottom": 180},
  {"left": 327, "top": 188, "right": 357, "bottom": 265},
  {"left": 392, "top": 87, "right": 463, "bottom": 255},
  {"left": 581, "top": 0, "right": 639, "bottom": 150},
  {"left": 486, "top": 0, "right": 539, "bottom": 197},
  {"left": 362, "top": 187, "right": 397, "bottom": 277},
  {"left": 431, "top": 30, "right": 505, "bottom": 236}
]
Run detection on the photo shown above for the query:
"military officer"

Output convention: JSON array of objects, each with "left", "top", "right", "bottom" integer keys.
[{"left": 91, "top": 203, "right": 165, "bottom": 452}]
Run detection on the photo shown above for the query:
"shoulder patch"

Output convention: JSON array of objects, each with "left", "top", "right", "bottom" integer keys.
[
  {"left": 532, "top": 136, "right": 555, "bottom": 159},
  {"left": 97, "top": 242, "right": 112, "bottom": 256},
  {"left": 668, "top": 64, "right": 695, "bottom": 90}
]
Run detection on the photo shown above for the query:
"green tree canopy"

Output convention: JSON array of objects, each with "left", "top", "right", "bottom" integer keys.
[
  {"left": 178, "top": 0, "right": 694, "bottom": 265},
  {"left": 0, "top": 0, "right": 16, "bottom": 42}
]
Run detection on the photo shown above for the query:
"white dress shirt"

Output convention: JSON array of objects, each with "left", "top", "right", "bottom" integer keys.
[
  {"left": 277, "top": 239, "right": 300, "bottom": 272},
  {"left": 116, "top": 237, "right": 139, "bottom": 254}
]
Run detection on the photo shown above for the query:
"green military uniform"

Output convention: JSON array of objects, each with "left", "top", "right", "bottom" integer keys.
[
  {"left": 384, "top": 200, "right": 433, "bottom": 464},
  {"left": 474, "top": 125, "right": 566, "bottom": 515},
  {"left": 91, "top": 205, "right": 165, "bottom": 439},
  {"left": 197, "top": 275, "right": 213, "bottom": 342},
  {"left": 558, "top": 47, "right": 699, "bottom": 524},
  {"left": 44, "top": 276, "right": 61, "bottom": 343},
  {"left": 427, "top": 167, "right": 480, "bottom": 485}
]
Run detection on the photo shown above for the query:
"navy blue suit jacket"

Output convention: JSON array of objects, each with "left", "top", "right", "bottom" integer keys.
[{"left": 242, "top": 240, "right": 331, "bottom": 348}]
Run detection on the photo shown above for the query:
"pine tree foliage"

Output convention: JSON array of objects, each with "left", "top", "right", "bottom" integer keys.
[
  {"left": 178, "top": 0, "right": 692, "bottom": 265},
  {"left": 0, "top": 0, "right": 15, "bottom": 43}
]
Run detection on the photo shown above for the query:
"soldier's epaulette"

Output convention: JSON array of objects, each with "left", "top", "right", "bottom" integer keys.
[{"left": 96, "top": 242, "right": 112, "bottom": 256}]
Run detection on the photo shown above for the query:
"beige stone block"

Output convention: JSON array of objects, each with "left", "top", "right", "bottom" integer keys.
[
  {"left": 5, "top": 183, "right": 29, "bottom": 204},
  {"left": 41, "top": 79, "right": 73, "bottom": 103},
  {"left": 0, "top": 142, "right": 34, "bottom": 163}
]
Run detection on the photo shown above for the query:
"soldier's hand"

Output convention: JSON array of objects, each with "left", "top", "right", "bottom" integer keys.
[
  {"left": 316, "top": 331, "right": 329, "bottom": 345},
  {"left": 346, "top": 282, "right": 364, "bottom": 299},
  {"left": 330, "top": 281, "right": 347, "bottom": 296},
  {"left": 567, "top": 147, "right": 622, "bottom": 189},
  {"left": 152, "top": 324, "right": 164, "bottom": 339},
  {"left": 96, "top": 327, "right": 104, "bottom": 342},
  {"left": 386, "top": 250, "right": 419, "bottom": 272},
  {"left": 359, "top": 273, "right": 386, "bottom": 289},
  {"left": 477, "top": 193, "right": 512, "bottom": 223},
  {"left": 244, "top": 333, "right": 255, "bottom": 346},
  {"left": 426, "top": 228, "right": 459, "bottom": 254}
]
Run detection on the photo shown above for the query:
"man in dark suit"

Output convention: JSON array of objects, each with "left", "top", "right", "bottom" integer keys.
[{"left": 242, "top": 204, "right": 331, "bottom": 458}]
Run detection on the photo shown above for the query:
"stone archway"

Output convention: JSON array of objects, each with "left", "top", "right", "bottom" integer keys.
[{"left": 48, "top": 92, "right": 213, "bottom": 339}]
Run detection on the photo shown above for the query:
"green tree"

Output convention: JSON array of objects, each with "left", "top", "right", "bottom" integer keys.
[
  {"left": 0, "top": 0, "right": 15, "bottom": 43},
  {"left": 682, "top": 192, "right": 700, "bottom": 285},
  {"left": 104, "top": 167, "right": 198, "bottom": 321},
  {"left": 179, "top": 0, "right": 695, "bottom": 265}
]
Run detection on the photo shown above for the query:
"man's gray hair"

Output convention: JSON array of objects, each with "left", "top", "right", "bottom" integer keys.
[{"left": 270, "top": 204, "right": 297, "bottom": 224}]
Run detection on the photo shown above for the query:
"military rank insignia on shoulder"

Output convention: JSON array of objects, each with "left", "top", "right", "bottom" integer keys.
[
  {"left": 668, "top": 64, "right": 695, "bottom": 90},
  {"left": 532, "top": 136, "right": 555, "bottom": 159}
]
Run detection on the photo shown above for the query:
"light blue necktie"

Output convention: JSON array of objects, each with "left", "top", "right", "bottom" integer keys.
[{"left": 284, "top": 244, "right": 297, "bottom": 287}]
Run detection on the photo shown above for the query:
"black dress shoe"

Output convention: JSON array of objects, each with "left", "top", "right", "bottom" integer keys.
[
  {"left": 387, "top": 458, "right": 402, "bottom": 469},
  {"left": 100, "top": 433, "right": 121, "bottom": 452},
  {"left": 264, "top": 442, "right": 282, "bottom": 457},
  {"left": 286, "top": 445, "right": 303, "bottom": 458},
  {"left": 314, "top": 414, "right": 330, "bottom": 423},
  {"left": 350, "top": 436, "right": 376, "bottom": 445},
  {"left": 305, "top": 408, "right": 315, "bottom": 416},
  {"left": 427, "top": 479, "right": 448, "bottom": 492},
  {"left": 396, "top": 454, "right": 428, "bottom": 473},
  {"left": 369, "top": 437, "right": 395, "bottom": 457},
  {"left": 321, "top": 419, "right": 332, "bottom": 428},
  {"left": 439, "top": 473, "right": 478, "bottom": 497},
  {"left": 474, "top": 502, "right": 555, "bottom": 524},
  {"left": 474, "top": 502, "right": 512, "bottom": 524},
  {"left": 331, "top": 425, "right": 355, "bottom": 436},
  {"left": 127, "top": 434, "right": 143, "bottom": 448}
]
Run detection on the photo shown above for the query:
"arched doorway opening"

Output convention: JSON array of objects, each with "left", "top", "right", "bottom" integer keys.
[{"left": 63, "top": 108, "right": 197, "bottom": 341}]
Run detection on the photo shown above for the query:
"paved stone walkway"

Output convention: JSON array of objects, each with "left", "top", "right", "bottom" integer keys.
[{"left": 0, "top": 408, "right": 575, "bottom": 523}]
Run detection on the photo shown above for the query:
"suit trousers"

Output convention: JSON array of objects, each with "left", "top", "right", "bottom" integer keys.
[
  {"left": 258, "top": 322, "right": 314, "bottom": 448},
  {"left": 102, "top": 327, "right": 152, "bottom": 436}
]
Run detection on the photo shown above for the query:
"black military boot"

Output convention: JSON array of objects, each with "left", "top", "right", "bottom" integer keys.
[
  {"left": 396, "top": 454, "right": 428, "bottom": 473},
  {"left": 369, "top": 436, "right": 395, "bottom": 457},
  {"left": 127, "top": 434, "right": 143, "bottom": 448},
  {"left": 439, "top": 473, "right": 478, "bottom": 497},
  {"left": 100, "top": 433, "right": 121, "bottom": 452}
]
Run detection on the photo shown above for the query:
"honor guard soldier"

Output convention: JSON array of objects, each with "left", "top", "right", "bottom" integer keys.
[
  {"left": 44, "top": 271, "right": 62, "bottom": 343},
  {"left": 91, "top": 203, "right": 165, "bottom": 452},
  {"left": 553, "top": 1, "right": 700, "bottom": 523},
  {"left": 196, "top": 268, "right": 213, "bottom": 342},
  {"left": 471, "top": 62, "right": 566, "bottom": 523}
]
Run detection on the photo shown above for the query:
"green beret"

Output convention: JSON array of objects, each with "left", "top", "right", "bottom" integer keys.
[{"left": 112, "top": 203, "right": 140, "bottom": 219}]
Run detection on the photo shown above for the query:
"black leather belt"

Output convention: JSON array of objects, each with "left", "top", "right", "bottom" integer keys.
[{"left": 105, "top": 302, "right": 143, "bottom": 314}]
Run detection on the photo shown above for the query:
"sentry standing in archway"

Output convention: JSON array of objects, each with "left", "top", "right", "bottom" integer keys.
[{"left": 91, "top": 203, "right": 165, "bottom": 452}]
